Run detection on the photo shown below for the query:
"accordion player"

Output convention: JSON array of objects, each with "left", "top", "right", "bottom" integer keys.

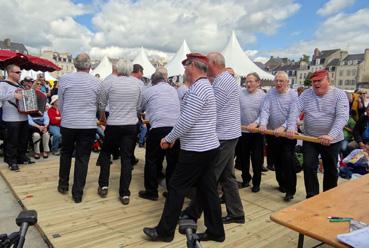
[{"left": 16, "top": 89, "right": 47, "bottom": 117}]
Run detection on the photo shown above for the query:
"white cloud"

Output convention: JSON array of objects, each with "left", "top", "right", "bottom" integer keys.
[
  {"left": 258, "top": 8, "right": 369, "bottom": 60},
  {"left": 0, "top": 0, "right": 91, "bottom": 54},
  {"left": 317, "top": 0, "right": 356, "bottom": 16},
  {"left": 0, "top": 0, "right": 300, "bottom": 59},
  {"left": 90, "top": 0, "right": 300, "bottom": 53}
]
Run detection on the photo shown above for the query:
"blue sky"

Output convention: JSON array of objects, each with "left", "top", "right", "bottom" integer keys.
[{"left": 1, "top": 0, "right": 368, "bottom": 61}]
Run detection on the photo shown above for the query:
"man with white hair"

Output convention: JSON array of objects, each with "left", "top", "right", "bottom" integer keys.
[
  {"left": 181, "top": 52, "right": 244, "bottom": 224},
  {"left": 97, "top": 59, "right": 142, "bottom": 205},
  {"left": 259, "top": 71, "right": 298, "bottom": 202},
  {"left": 292, "top": 69, "right": 349, "bottom": 198},
  {"left": 138, "top": 68, "right": 180, "bottom": 201},
  {"left": 57, "top": 53, "right": 102, "bottom": 203}
]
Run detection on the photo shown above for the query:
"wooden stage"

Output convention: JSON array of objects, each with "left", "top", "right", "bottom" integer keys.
[{"left": 0, "top": 147, "right": 341, "bottom": 248}]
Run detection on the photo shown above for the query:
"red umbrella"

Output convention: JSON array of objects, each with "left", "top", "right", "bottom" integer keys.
[{"left": 0, "top": 49, "right": 61, "bottom": 72}]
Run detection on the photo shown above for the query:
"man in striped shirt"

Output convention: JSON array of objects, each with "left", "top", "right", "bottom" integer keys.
[
  {"left": 143, "top": 53, "right": 225, "bottom": 243},
  {"left": 57, "top": 53, "right": 102, "bottom": 203},
  {"left": 259, "top": 71, "right": 298, "bottom": 202},
  {"left": 293, "top": 69, "right": 349, "bottom": 198},
  {"left": 97, "top": 59, "right": 142, "bottom": 205},
  {"left": 239, "top": 72, "right": 266, "bottom": 193},
  {"left": 181, "top": 52, "right": 244, "bottom": 224},
  {"left": 138, "top": 69, "right": 180, "bottom": 201}
]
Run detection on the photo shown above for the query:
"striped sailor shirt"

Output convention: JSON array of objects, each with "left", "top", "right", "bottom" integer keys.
[
  {"left": 240, "top": 88, "right": 266, "bottom": 132},
  {"left": 0, "top": 81, "right": 28, "bottom": 122},
  {"left": 212, "top": 71, "right": 241, "bottom": 140},
  {"left": 99, "top": 75, "right": 142, "bottom": 126},
  {"left": 58, "top": 71, "right": 102, "bottom": 129},
  {"left": 141, "top": 81, "right": 180, "bottom": 129},
  {"left": 165, "top": 77, "right": 219, "bottom": 152},
  {"left": 260, "top": 88, "right": 298, "bottom": 130},
  {"left": 296, "top": 87, "right": 349, "bottom": 143}
]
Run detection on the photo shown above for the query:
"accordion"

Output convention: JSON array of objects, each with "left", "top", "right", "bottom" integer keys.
[{"left": 17, "top": 89, "right": 47, "bottom": 117}]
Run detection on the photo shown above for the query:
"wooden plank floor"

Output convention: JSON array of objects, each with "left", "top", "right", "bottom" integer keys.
[{"left": 0, "top": 147, "right": 340, "bottom": 248}]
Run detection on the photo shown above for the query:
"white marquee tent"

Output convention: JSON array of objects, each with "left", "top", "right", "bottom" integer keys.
[
  {"left": 166, "top": 40, "right": 191, "bottom": 77},
  {"left": 222, "top": 31, "right": 274, "bottom": 80},
  {"left": 91, "top": 56, "right": 112, "bottom": 80},
  {"left": 132, "top": 47, "right": 156, "bottom": 78}
]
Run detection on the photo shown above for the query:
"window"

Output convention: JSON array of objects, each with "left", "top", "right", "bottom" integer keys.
[
  {"left": 299, "top": 74, "right": 302, "bottom": 79},
  {"left": 347, "top": 70, "right": 351, "bottom": 76},
  {"left": 339, "top": 70, "right": 343, "bottom": 76},
  {"left": 345, "top": 80, "right": 349, "bottom": 85},
  {"left": 339, "top": 80, "right": 343, "bottom": 85},
  {"left": 352, "top": 69, "right": 356, "bottom": 76}
]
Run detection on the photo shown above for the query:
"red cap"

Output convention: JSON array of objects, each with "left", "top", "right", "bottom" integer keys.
[
  {"left": 182, "top": 53, "right": 208, "bottom": 66},
  {"left": 310, "top": 69, "right": 329, "bottom": 81}
]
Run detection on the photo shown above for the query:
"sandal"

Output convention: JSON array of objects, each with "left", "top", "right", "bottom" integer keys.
[
  {"left": 43, "top": 152, "right": 49, "bottom": 159},
  {"left": 34, "top": 153, "right": 40, "bottom": 159}
]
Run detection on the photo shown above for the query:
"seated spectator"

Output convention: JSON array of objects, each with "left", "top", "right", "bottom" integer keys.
[
  {"left": 48, "top": 95, "right": 61, "bottom": 155},
  {"left": 341, "top": 110, "right": 356, "bottom": 157},
  {"left": 28, "top": 111, "right": 50, "bottom": 159},
  {"left": 352, "top": 105, "right": 369, "bottom": 152},
  {"left": 20, "top": 76, "right": 34, "bottom": 90}
]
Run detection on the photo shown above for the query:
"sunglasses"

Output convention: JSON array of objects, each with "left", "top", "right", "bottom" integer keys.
[
  {"left": 12, "top": 71, "right": 21, "bottom": 74},
  {"left": 183, "top": 60, "right": 193, "bottom": 67}
]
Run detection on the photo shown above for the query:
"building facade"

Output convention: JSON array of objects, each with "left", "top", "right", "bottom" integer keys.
[{"left": 41, "top": 50, "right": 75, "bottom": 78}]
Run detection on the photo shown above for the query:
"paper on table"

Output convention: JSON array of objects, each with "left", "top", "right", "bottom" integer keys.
[{"left": 337, "top": 226, "right": 369, "bottom": 248}]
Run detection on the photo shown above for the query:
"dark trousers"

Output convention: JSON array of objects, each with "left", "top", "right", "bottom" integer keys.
[
  {"left": 266, "top": 136, "right": 297, "bottom": 195},
  {"left": 59, "top": 127, "right": 96, "bottom": 198},
  {"left": 240, "top": 132, "right": 264, "bottom": 187},
  {"left": 98, "top": 125, "right": 137, "bottom": 197},
  {"left": 156, "top": 148, "right": 224, "bottom": 239},
  {"left": 303, "top": 141, "right": 341, "bottom": 198},
  {"left": 144, "top": 127, "right": 179, "bottom": 194},
  {"left": 4, "top": 121, "right": 29, "bottom": 164}
]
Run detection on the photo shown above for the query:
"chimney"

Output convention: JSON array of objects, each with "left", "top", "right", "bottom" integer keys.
[{"left": 4, "top": 38, "right": 11, "bottom": 48}]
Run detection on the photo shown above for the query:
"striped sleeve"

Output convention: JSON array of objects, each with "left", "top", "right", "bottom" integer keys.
[
  {"left": 287, "top": 91, "right": 299, "bottom": 131},
  {"left": 259, "top": 94, "right": 271, "bottom": 127},
  {"left": 165, "top": 93, "right": 205, "bottom": 143},
  {"left": 328, "top": 91, "right": 349, "bottom": 138},
  {"left": 58, "top": 82, "right": 64, "bottom": 115}
]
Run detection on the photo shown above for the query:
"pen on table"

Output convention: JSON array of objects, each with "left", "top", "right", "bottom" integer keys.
[{"left": 328, "top": 216, "right": 353, "bottom": 222}]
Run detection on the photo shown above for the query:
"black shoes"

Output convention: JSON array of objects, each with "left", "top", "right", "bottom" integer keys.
[
  {"left": 251, "top": 186, "right": 260, "bottom": 193},
  {"left": 57, "top": 185, "right": 68, "bottom": 194},
  {"left": 17, "top": 157, "right": 35, "bottom": 164},
  {"left": 8, "top": 163, "right": 20, "bottom": 171},
  {"left": 197, "top": 232, "right": 225, "bottom": 242},
  {"left": 73, "top": 195, "right": 82, "bottom": 203},
  {"left": 143, "top": 227, "right": 174, "bottom": 242},
  {"left": 278, "top": 186, "right": 286, "bottom": 193},
  {"left": 98, "top": 186, "right": 108, "bottom": 198},
  {"left": 138, "top": 190, "right": 158, "bottom": 201},
  {"left": 162, "top": 191, "right": 168, "bottom": 198},
  {"left": 238, "top": 181, "right": 250, "bottom": 189},
  {"left": 119, "top": 196, "right": 130, "bottom": 205},
  {"left": 222, "top": 215, "right": 245, "bottom": 224},
  {"left": 284, "top": 194, "right": 294, "bottom": 202},
  {"left": 261, "top": 166, "right": 268, "bottom": 172},
  {"left": 267, "top": 164, "right": 275, "bottom": 171}
]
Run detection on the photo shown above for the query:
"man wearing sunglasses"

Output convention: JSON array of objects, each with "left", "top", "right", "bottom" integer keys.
[{"left": 0, "top": 64, "right": 33, "bottom": 171}]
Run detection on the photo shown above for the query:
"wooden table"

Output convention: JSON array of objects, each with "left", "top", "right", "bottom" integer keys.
[{"left": 270, "top": 174, "right": 369, "bottom": 248}]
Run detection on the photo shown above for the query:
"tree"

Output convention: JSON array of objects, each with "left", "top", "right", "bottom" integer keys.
[
  {"left": 304, "top": 72, "right": 312, "bottom": 87},
  {"left": 299, "top": 54, "right": 310, "bottom": 63}
]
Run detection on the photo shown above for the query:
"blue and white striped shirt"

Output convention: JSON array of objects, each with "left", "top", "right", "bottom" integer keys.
[
  {"left": 0, "top": 81, "right": 27, "bottom": 122},
  {"left": 212, "top": 71, "right": 241, "bottom": 140},
  {"left": 240, "top": 88, "right": 265, "bottom": 131},
  {"left": 260, "top": 88, "right": 298, "bottom": 130},
  {"left": 296, "top": 87, "right": 349, "bottom": 143},
  {"left": 177, "top": 84, "right": 188, "bottom": 108},
  {"left": 141, "top": 81, "right": 180, "bottom": 129},
  {"left": 165, "top": 77, "right": 219, "bottom": 152},
  {"left": 99, "top": 75, "right": 142, "bottom": 126},
  {"left": 59, "top": 71, "right": 102, "bottom": 129}
]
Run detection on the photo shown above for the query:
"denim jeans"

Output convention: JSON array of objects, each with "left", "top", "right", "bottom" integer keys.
[{"left": 49, "top": 125, "right": 61, "bottom": 152}]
